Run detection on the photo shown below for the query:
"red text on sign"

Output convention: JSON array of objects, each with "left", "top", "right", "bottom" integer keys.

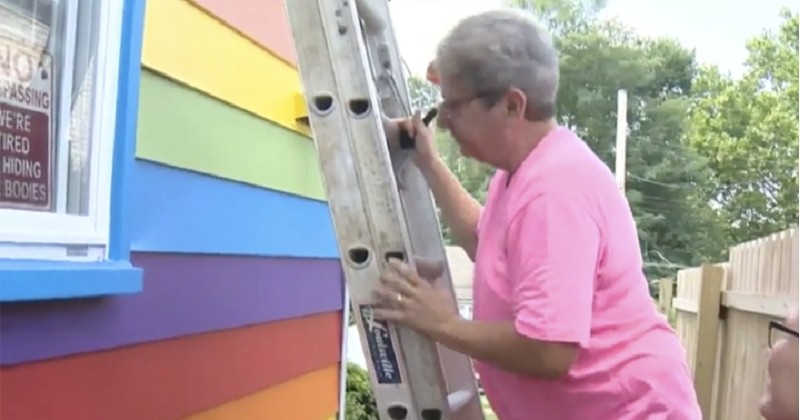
[{"left": 0, "top": 102, "right": 50, "bottom": 208}]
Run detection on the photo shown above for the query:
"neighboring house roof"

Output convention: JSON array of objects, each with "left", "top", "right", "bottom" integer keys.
[{"left": 445, "top": 246, "right": 474, "bottom": 303}]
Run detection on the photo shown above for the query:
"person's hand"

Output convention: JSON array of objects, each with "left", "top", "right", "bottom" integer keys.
[
  {"left": 398, "top": 110, "right": 439, "bottom": 170},
  {"left": 372, "top": 257, "right": 460, "bottom": 339},
  {"left": 382, "top": 111, "right": 440, "bottom": 171}
]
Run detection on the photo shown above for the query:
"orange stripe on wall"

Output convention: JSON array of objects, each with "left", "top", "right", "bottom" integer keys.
[
  {"left": 188, "top": 0, "right": 297, "bottom": 66},
  {"left": 185, "top": 364, "right": 340, "bottom": 420},
  {"left": 0, "top": 312, "right": 341, "bottom": 420}
]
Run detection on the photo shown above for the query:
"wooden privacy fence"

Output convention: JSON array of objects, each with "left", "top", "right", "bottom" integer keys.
[{"left": 660, "top": 227, "right": 798, "bottom": 420}]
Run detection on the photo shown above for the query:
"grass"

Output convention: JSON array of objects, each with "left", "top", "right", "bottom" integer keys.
[{"left": 481, "top": 395, "right": 498, "bottom": 420}]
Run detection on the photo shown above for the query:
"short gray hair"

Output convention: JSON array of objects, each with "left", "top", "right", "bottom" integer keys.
[{"left": 435, "top": 9, "right": 560, "bottom": 121}]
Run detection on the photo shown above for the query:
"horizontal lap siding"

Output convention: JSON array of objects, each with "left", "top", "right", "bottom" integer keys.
[
  {"left": 0, "top": 252, "right": 343, "bottom": 362},
  {"left": 185, "top": 365, "right": 340, "bottom": 420},
  {"left": 188, "top": 0, "right": 298, "bottom": 66},
  {"left": 141, "top": 0, "right": 308, "bottom": 135},
  {"left": 136, "top": 70, "right": 324, "bottom": 201},
  {"left": 129, "top": 160, "right": 337, "bottom": 257},
  {"left": 0, "top": 313, "right": 341, "bottom": 420}
]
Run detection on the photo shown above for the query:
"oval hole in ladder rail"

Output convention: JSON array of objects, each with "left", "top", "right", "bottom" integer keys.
[
  {"left": 384, "top": 251, "right": 405, "bottom": 263},
  {"left": 312, "top": 94, "right": 335, "bottom": 116},
  {"left": 347, "top": 247, "right": 371, "bottom": 267},
  {"left": 421, "top": 408, "right": 443, "bottom": 420},
  {"left": 387, "top": 404, "right": 408, "bottom": 420},
  {"left": 348, "top": 98, "right": 371, "bottom": 118}
]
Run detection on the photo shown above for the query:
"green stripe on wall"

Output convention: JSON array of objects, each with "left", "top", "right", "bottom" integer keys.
[{"left": 136, "top": 70, "right": 326, "bottom": 202}]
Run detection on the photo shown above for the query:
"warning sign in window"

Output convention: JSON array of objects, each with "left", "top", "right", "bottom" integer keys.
[{"left": 0, "top": 11, "right": 54, "bottom": 211}]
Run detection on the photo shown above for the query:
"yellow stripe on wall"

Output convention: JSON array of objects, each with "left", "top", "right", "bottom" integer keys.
[
  {"left": 141, "top": 0, "right": 310, "bottom": 136},
  {"left": 183, "top": 364, "right": 340, "bottom": 420}
]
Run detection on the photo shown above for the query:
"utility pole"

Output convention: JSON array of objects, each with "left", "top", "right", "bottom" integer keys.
[{"left": 615, "top": 89, "right": 628, "bottom": 193}]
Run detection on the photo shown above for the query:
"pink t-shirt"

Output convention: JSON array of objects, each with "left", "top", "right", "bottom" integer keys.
[{"left": 472, "top": 126, "right": 702, "bottom": 420}]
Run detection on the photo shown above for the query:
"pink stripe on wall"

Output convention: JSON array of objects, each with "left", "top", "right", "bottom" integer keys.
[{"left": 190, "top": 0, "right": 297, "bottom": 66}]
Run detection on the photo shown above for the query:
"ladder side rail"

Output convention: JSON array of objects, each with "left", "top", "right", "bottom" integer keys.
[
  {"left": 358, "top": 1, "right": 486, "bottom": 418},
  {"left": 324, "top": 2, "right": 453, "bottom": 417},
  {"left": 288, "top": 1, "right": 454, "bottom": 419},
  {"left": 288, "top": 1, "right": 486, "bottom": 418},
  {"left": 285, "top": 2, "right": 420, "bottom": 418},
  {"left": 356, "top": 0, "right": 415, "bottom": 177}
]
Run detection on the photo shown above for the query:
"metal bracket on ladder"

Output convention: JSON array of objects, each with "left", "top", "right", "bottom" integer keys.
[{"left": 286, "top": 1, "right": 485, "bottom": 419}]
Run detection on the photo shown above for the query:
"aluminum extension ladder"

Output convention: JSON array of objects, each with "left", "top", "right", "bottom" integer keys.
[{"left": 285, "top": 1, "right": 485, "bottom": 419}]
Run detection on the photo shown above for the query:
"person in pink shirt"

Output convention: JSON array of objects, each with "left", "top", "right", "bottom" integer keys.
[{"left": 374, "top": 9, "right": 702, "bottom": 420}]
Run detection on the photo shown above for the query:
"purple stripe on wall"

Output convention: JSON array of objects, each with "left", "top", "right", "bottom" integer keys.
[{"left": 0, "top": 253, "right": 343, "bottom": 365}]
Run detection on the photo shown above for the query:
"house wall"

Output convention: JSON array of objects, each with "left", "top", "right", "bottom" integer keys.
[{"left": 0, "top": 1, "right": 344, "bottom": 419}]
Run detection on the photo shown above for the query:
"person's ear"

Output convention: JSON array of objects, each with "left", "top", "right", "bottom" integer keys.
[
  {"left": 503, "top": 88, "right": 527, "bottom": 121},
  {"left": 426, "top": 60, "right": 440, "bottom": 85}
]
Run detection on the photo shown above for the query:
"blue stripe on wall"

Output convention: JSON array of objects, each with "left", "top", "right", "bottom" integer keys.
[{"left": 130, "top": 160, "right": 339, "bottom": 258}]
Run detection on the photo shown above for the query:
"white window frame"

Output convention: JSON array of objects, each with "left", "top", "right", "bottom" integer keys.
[{"left": 0, "top": 0, "right": 123, "bottom": 261}]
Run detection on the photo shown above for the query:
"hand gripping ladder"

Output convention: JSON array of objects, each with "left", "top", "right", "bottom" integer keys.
[{"left": 285, "top": 1, "right": 485, "bottom": 420}]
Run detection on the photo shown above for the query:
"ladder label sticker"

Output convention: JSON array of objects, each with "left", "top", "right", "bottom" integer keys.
[{"left": 359, "top": 304, "right": 402, "bottom": 384}]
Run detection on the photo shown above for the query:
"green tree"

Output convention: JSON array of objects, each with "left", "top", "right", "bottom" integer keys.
[
  {"left": 686, "top": 9, "right": 799, "bottom": 244},
  {"left": 510, "top": 0, "right": 728, "bottom": 276},
  {"left": 407, "top": 75, "right": 440, "bottom": 111}
]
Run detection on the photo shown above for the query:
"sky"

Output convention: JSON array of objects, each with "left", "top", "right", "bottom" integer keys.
[{"left": 388, "top": 0, "right": 798, "bottom": 79}]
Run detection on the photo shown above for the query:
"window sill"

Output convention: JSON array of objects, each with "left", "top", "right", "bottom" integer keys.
[{"left": 0, "top": 259, "right": 143, "bottom": 302}]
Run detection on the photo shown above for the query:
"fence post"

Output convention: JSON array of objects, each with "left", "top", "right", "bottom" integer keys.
[{"left": 693, "top": 264, "right": 724, "bottom": 419}]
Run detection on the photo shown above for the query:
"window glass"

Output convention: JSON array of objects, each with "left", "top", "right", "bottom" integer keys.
[{"left": 0, "top": 0, "right": 100, "bottom": 215}]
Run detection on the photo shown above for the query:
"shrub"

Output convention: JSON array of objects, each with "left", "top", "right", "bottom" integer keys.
[{"left": 345, "top": 362, "right": 378, "bottom": 420}]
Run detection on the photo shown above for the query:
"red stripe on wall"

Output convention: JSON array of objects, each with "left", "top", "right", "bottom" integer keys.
[
  {"left": 188, "top": 0, "right": 297, "bottom": 66},
  {"left": 0, "top": 311, "right": 342, "bottom": 420}
]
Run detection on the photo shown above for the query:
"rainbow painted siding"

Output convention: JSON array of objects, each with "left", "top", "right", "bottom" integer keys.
[{"left": 0, "top": 1, "right": 345, "bottom": 419}]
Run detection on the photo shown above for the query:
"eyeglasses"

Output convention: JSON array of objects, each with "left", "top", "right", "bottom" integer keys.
[
  {"left": 438, "top": 95, "right": 480, "bottom": 120},
  {"left": 768, "top": 320, "right": 799, "bottom": 348},
  {"left": 438, "top": 90, "right": 501, "bottom": 121}
]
